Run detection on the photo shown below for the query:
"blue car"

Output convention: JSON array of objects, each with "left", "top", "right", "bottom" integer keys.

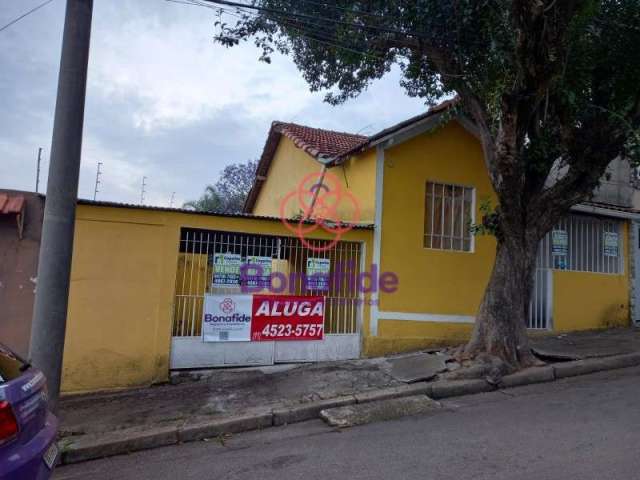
[{"left": 0, "top": 343, "right": 59, "bottom": 479}]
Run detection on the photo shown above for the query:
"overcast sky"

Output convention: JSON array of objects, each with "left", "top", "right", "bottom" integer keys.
[{"left": 0, "top": 0, "right": 426, "bottom": 207}]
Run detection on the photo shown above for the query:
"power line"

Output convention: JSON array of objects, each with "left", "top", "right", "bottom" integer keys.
[
  {"left": 0, "top": 0, "right": 56, "bottom": 34},
  {"left": 198, "top": 0, "right": 424, "bottom": 38},
  {"left": 168, "top": 0, "right": 468, "bottom": 78},
  {"left": 187, "top": 1, "right": 395, "bottom": 61},
  {"left": 221, "top": 6, "right": 390, "bottom": 61}
]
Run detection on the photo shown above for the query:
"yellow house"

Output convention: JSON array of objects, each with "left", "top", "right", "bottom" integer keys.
[
  {"left": 59, "top": 102, "right": 639, "bottom": 394},
  {"left": 245, "top": 101, "right": 637, "bottom": 357}
]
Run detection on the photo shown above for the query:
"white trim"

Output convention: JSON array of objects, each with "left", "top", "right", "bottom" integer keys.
[
  {"left": 370, "top": 145, "right": 385, "bottom": 336},
  {"left": 571, "top": 203, "right": 640, "bottom": 220},
  {"left": 371, "top": 113, "right": 480, "bottom": 151},
  {"left": 358, "top": 240, "right": 366, "bottom": 340},
  {"left": 545, "top": 268, "right": 554, "bottom": 330},
  {"left": 377, "top": 312, "right": 475, "bottom": 324}
]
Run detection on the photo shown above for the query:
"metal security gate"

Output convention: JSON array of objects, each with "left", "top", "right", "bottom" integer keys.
[
  {"left": 170, "top": 228, "right": 363, "bottom": 369},
  {"left": 527, "top": 213, "right": 624, "bottom": 329}
]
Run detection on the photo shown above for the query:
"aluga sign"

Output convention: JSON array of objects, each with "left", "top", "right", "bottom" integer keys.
[
  {"left": 202, "top": 294, "right": 324, "bottom": 342},
  {"left": 251, "top": 295, "right": 324, "bottom": 341}
]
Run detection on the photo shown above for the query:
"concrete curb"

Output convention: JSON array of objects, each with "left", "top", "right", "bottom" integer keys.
[
  {"left": 58, "top": 352, "right": 640, "bottom": 465},
  {"left": 272, "top": 396, "right": 356, "bottom": 426},
  {"left": 178, "top": 412, "right": 273, "bottom": 443}
]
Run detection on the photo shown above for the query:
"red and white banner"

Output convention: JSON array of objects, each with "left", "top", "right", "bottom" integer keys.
[
  {"left": 250, "top": 295, "right": 324, "bottom": 341},
  {"left": 202, "top": 294, "right": 324, "bottom": 342}
]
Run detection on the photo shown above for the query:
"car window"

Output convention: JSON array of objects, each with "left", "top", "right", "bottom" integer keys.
[{"left": 0, "top": 344, "right": 26, "bottom": 383}]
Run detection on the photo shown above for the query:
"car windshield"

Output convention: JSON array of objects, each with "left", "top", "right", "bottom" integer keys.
[{"left": 0, "top": 343, "right": 27, "bottom": 383}]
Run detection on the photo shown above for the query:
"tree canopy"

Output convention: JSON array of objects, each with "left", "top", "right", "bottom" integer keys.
[{"left": 184, "top": 159, "right": 257, "bottom": 213}]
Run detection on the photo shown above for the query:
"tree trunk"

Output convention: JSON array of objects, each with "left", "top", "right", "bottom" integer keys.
[{"left": 464, "top": 233, "right": 539, "bottom": 369}]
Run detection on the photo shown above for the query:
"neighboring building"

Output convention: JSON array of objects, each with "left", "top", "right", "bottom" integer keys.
[{"left": 0, "top": 191, "right": 43, "bottom": 357}]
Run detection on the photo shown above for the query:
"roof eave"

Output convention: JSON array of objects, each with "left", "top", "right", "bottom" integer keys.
[{"left": 571, "top": 203, "right": 640, "bottom": 220}]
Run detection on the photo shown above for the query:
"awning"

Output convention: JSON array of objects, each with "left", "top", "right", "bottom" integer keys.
[{"left": 0, "top": 194, "right": 26, "bottom": 239}]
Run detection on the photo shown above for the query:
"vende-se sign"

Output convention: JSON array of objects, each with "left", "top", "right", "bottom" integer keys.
[{"left": 202, "top": 294, "right": 324, "bottom": 342}]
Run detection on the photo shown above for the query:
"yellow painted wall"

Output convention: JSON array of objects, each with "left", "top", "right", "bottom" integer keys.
[
  {"left": 331, "top": 149, "right": 376, "bottom": 222},
  {"left": 62, "top": 204, "right": 373, "bottom": 394},
  {"left": 252, "top": 136, "right": 376, "bottom": 223},
  {"left": 364, "top": 320, "right": 473, "bottom": 357},
  {"left": 552, "top": 223, "right": 630, "bottom": 331},
  {"left": 253, "top": 137, "right": 325, "bottom": 218},
  {"left": 378, "top": 121, "right": 497, "bottom": 315}
]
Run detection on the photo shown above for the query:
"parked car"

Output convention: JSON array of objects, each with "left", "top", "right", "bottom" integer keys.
[{"left": 0, "top": 343, "right": 59, "bottom": 480}]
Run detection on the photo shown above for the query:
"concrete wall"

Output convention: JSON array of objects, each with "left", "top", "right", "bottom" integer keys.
[
  {"left": 252, "top": 136, "right": 377, "bottom": 223},
  {"left": 253, "top": 137, "right": 325, "bottom": 218},
  {"left": 0, "top": 191, "right": 44, "bottom": 357},
  {"left": 552, "top": 222, "right": 631, "bottom": 331},
  {"left": 368, "top": 122, "right": 494, "bottom": 353},
  {"left": 365, "top": 121, "right": 631, "bottom": 354},
  {"left": 62, "top": 204, "right": 373, "bottom": 394}
]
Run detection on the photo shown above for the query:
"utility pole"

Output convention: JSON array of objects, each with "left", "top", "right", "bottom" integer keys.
[
  {"left": 35, "top": 147, "right": 43, "bottom": 193},
  {"left": 93, "top": 161, "right": 102, "bottom": 200},
  {"left": 30, "top": 0, "right": 93, "bottom": 412},
  {"left": 140, "top": 176, "right": 147, "bottom": 205},
  {"left": 169, "top": 192, "right": 175, "bottom": 208}
]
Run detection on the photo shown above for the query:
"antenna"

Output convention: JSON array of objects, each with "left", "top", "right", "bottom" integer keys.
[
  {"left": 36, "top": 147, "right": 43, "bottom": 193},
  {"left": 140, "top": 176, "right": 147, "bottom": 205},
  {"left": 93, "top": 162, "right": 103, "bottom": 201},
  {"left": 169, "top": 192, "right": 176, "bottom": 208}
]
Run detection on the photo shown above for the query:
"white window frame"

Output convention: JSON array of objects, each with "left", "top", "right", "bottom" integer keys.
[{"left": 423, "top": 180, "right": 476, "bottom": 253}]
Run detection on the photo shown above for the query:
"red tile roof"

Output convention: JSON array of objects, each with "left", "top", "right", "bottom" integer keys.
[
  {"left": 243, "top": 99, "right": 465, "bottom": 213},
  {"left": 275, "top": 122, "right": 367, "bottom": 159}
]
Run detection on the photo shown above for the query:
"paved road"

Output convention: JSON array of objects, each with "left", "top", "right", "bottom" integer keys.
[{"left": 55, "top": 366, "right": 640, "bottom": 480}]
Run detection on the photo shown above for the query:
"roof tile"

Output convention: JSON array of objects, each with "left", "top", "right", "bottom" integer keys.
[{"left": 275, "top": 122, "right": 367, "bottom": 159}]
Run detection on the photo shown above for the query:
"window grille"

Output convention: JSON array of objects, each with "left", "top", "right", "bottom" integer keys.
[{"left": 424, "top": 181, "right": 474, "bottom": 252}]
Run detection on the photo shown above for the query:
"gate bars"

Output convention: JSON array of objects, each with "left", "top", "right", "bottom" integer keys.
[{"left": 172, "top": 228, "right": 362, "bottom": 338}]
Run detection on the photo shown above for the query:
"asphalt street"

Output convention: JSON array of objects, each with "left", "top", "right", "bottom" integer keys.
[{"left": 55, "top": 365, "right": 640, "bottom": 480}]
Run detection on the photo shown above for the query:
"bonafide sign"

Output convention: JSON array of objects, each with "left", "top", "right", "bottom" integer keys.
[{"left": 202, "top": 294, "right": 324, "bottom": 342}]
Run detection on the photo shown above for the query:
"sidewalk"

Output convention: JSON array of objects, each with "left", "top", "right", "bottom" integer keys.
[{"left": 58, "top": 328, "right": 640, "bottom": 464}]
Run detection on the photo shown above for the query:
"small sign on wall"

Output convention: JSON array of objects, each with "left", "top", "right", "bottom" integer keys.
[
  {"left": 604, "top": 232, "right": 619, "bottom": 257},
  {"left": 552, "top": 230, "right": 568, "bottom": 256},
  {"left": 306, "top": 258, "right": 331, "bottom": 290},
  {"left": 212, "top": 253, "right": 242, "bottom": 287},
  {"left": 202, "top": 294, "right": 252, "bottom": 342},
  {"left": 244, "top": 255, "right": 272, "bottom": 288}
]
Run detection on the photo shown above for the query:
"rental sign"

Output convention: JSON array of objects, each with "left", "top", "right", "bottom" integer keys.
[{"left": 202, "top": 294, "right": 324, "bottom": 342}]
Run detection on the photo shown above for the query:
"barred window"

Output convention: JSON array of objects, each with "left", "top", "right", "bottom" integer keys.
[
  {"left": 537, "top": 214, "right": 623, "bottom": 274},
  {"left": 424, "top": 181, "right": 474, "bottom": 252}
]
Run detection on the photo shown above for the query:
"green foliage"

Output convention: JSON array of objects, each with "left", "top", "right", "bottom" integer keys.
[
  {"left": 214, "top": 0, "right": 640, "bottom": 210},
  {"left": 184, "top": 159, "right": 257, "bottom": 213},
  {"left": 470, "top": 198, "right": 500, "bottom": 238},
  {"left": 183, "top": 185, "right": 223, "bottom": 212}
]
